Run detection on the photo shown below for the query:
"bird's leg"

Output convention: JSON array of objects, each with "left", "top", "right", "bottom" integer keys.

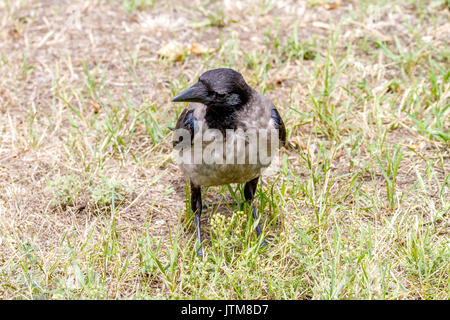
[
  {"left": 244, "top": 177, "right": 267, "bottom": 248},
  {"left": 190, "top": 182, "right": 203, "bottom": 257}
]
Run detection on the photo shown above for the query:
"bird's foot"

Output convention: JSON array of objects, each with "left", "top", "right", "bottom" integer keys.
[
  {"left": 196, "top": 247, "right": 204, "bottom": 258},
  {"left": 259, "top": 239, "right": 268, "bottom": 249}
]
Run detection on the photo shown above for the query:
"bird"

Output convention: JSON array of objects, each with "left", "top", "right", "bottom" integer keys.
[{"left": 172, "top": 68, "right": 286, "bottom": 257}]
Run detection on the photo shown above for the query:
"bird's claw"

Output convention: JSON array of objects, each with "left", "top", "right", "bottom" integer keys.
[
  {"left": 260, "top": 239, "right": 268, "bottom": 249},
  {"left": 196, "top": 247, "right": 204, "bottom": 258}
]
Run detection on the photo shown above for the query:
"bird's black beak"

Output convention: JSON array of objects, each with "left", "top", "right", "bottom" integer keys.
[{"left": 172, "top": 83, "right": 204, "bottom": 103}]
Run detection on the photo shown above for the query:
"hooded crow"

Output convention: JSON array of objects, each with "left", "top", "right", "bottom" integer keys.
[{"left": 172, "top": 68, "right": 286, "bottom": 257}]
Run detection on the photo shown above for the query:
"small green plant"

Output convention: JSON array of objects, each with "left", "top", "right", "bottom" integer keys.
[
  {"left": 46, "top": 174, "right": 128, "bottom": 212},
  {"left": 309, "top": 58, "right": 344, "bottom": 141},
  {"left": 139, "top": 235, "right": 163, "bottom": 277},
  {"left": 210, "top": 211, "right": 248, "bottom": 256},
  {"left": 90, "top": 175, "right": 127, "bottom": 210},
  {"left": 46, "top": 174, "right": 84, "bottom": 207},
  {"left": 282, "top": 24, "right": 316, "bottom": 61},
  {"left": 198, "top": 3, "right": 228, "bottom": 28},
  {"left": 121, "top": 0, "right": 154, "bottom": 13},
  {"left": 376, "top": 145, "right": 404, "bottom": 210}
]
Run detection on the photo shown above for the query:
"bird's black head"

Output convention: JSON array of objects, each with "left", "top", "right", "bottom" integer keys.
[{"left": 172, "top": 68, "right": 251, "bottom": 109}]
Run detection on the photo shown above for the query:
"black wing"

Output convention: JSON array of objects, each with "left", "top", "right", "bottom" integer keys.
[
  {"left": 271, "top": 108, "right": 286, "bottom": 146},
  {"left": 173, "top": 108, "right": 197, "bottom": 148}
]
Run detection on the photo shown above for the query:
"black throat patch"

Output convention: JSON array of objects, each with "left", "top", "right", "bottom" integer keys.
[{"left": 204, "top": 106, "right": 240, "bottom": 132}]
